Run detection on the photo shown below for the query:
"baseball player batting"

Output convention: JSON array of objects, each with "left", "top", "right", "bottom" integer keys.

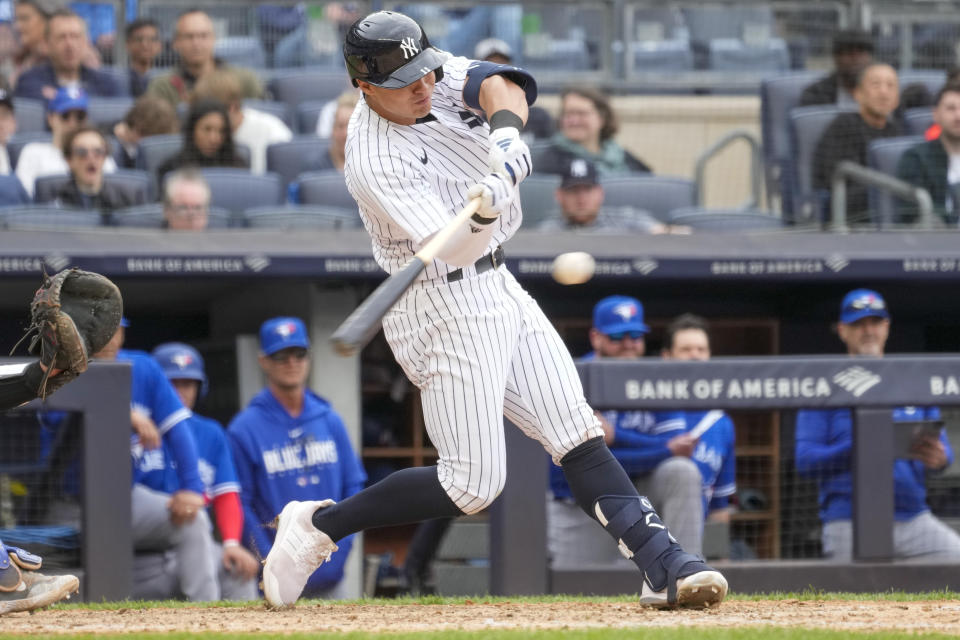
[{"left": 263, "top": 10, "right": 727, "bottom": 609}]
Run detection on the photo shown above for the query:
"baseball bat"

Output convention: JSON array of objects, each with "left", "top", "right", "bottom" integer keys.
[{"left": 331, "top": 197, "right": 482, "bottom": 357}]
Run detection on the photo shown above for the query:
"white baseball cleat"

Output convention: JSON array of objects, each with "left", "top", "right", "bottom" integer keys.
[
  {"left": 0, "top": 572, "right": 79, "bottom": 615},
  {"left": 639, "top": 568, "right": 728, "bottom": 608},
  {"left": 262, "top": 499, "right": 338, "bottom": 608}
]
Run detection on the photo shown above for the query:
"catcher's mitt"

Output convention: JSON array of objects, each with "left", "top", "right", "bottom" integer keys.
[{"left": 12, "top": 268, "right": 123, "bottom": 398}]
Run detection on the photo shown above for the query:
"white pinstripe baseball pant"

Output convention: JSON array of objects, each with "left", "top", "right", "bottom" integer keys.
[{"left": 383, "top": 267, "right": 604, "bottom": 514}]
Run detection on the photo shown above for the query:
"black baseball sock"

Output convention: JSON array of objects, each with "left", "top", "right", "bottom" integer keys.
[
  {"left": 560, "top": 437, "right": 709, "bottom": 595},
  {"left": 311, "top": 466, "right": 462, "bottom": 542}
]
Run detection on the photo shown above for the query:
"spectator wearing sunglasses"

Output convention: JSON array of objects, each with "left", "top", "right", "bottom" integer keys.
[
  {"left": 227, "top": 317, "right": 366, "bottom": 599},
  {"left": 796, "top": 289, "right": 960, "bottom": 562},
  {"left": 547, "top": 296, "right": 704, "bottom": 569},
  {"left": 54, "top": 126, "right": 143, "bottom": 215},
  {"left": 16, "top": 86, "right": 116, "bottom": 197}
]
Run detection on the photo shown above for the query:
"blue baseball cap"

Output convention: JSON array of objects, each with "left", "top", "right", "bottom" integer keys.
[
  {"left": 152, "top": 342, "right": 208, "bottom": 398},
  {"left": 840, "top": 288, "right": 889, "bottom": 324},
  {"left": 47, "top": 87, "right": 88, "bottom": 114},
  {"left": 592, "top": 295, "right": 649, "bottom": 335},
  {"left": 260, "top": 317, "right": 310, "bottom": 355}
]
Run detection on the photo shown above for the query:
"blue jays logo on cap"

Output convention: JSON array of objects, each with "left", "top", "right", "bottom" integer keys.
[
  {"left": 840, "top": 288, "right": 889, "bottom": 324},
  {"left": 593, "top": 295, "right": 650, "bottom": 336},
  {"left": 260, "top": 316, "right": 310, "bottom": 355},
  {"left": 171, "top": 353, "right": 194, "bottom": 369}
]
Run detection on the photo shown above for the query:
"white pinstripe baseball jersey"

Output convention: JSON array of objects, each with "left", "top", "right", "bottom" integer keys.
[
  {"left": 344, "top": 56, "right": 522, "bottom": 280},
  {"left": 345, "top": 56, "right": 603, "bottom": 514}
]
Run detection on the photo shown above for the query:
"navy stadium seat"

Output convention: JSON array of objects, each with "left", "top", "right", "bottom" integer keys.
[
  {"left": 295, "top": 171, "right": 357, "bottom": 214},
  {"left": 0, "top": 206, "right": 102, "bottom": 228},
  {"left": 87, "top": 96, "right": 135, "bottom": 128},
  {"left": 866, "top": 136, "right": 926, "bottom": 228},
  {"left": 267, "top": 138, "right": 330, "bottom": 189},
  {"left": 518, "top": 174, "right": 561, "bottom": 228},
  {"left": 267, "top": 67, "right": 353, "bottom": 107},
  {"left": 196, "top": 169, "right": 284, "bottom": 213},
  {"left": 788, "top": 105, "right": 850, "bottom": 223},
  {"left": 667, "top": 207, "right": 785, "bottom": 231},
  {"left": 601, "top": 175, "right": 697, "bottom": 221},
  {"left": 111, "top": 203, "right": 233, "bottom": 228},
  {"left": 903, "top": 107, "right": 935, "bottom": 137},
  {"left": 242, "top": 205, "right": 357, "bottom": 230},
  {"left": 11, "top": 98, "right": 46, "bottom": 133}
]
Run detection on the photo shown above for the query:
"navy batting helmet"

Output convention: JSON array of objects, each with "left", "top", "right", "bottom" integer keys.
[
  {"left": 343, "top": 11, "right": 449, "bottom": 89},
  {"left": 152, "top": 342, "right": 209, "bottom": 399}
]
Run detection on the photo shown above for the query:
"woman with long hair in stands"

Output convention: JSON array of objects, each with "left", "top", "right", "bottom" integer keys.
[{"left": 157, "top": 98, "right": 247, "bottom": 182}]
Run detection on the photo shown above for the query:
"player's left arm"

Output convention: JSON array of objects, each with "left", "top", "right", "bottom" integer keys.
[{"left": 463, "top": 61, "right": 537, "bottom": 186}]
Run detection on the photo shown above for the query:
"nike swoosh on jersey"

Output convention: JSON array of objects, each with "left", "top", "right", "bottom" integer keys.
[{"left": 419, "top": 150, "right": 428, "bottom": 164}]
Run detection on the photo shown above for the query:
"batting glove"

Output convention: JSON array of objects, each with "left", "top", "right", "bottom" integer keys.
[
  {"left": 467, "top": 172, "right": 515, "bottom": 219},
  {"left": 488, "top": 126, "right": 532, "bottom": 186}
]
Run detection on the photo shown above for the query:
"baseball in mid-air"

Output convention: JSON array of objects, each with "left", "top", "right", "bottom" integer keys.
[{"left": 551, "top": 251, "right": 596, "bottom": 285}]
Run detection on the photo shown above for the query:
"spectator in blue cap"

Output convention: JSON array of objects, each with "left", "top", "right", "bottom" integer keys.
[
  {"left": 228, "top": 317, "right": 366, "bottom": 599},
  {"left": 547, "top": 296, "right": 703, "bottom": 569},
  {"left": 796, "top": 288, "right": 960, "bottom": 561},
  {"left": 15, "top": 86, "right": 116, "bottom": 197}
]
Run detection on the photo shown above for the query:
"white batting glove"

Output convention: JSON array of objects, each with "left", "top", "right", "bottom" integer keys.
[
  {"left": 467, "top": 172, "right": 514, "bottom": 219},
  {"left": 488, "top": 126, "right": 532, "bottom": 186}
]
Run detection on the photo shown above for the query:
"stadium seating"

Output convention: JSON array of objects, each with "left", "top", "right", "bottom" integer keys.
[
  {"left": 629, "top": 7, "right": 694, "bottom": 73},
  {"left": 267, "top": 137, "right": 330, "bottom": 189},
  {"left": 760, "top": 71, "right": 829, "bottom": 213},
  {"left": 295, "top": 171, "right": 357, "bottom": 214},
  {"left": 680, "top": 5, "right": 778, "bottom": 68},
  {"left": 667, "top": 207, "right": 786, "bottom": 230},
  {"left": 708, "top": 38, "right": 789, "bottom": 72},
  {"left": 866, "top": 136, "right": 926, "bottom": 228},
  {"left": 904, "top": 107, "right": 935, "bottom": 137},
  {"left": 296, "top": 100, "right": 329, "bottom": 135},
  {"left": 6, "top": 132, "right": 52, "bottom": 170},
  {"left": 601, "top": 175, "right": 697, "bottom": 221},
  {"left": 899, "top": 69, "right": 946, "bottom": 101},
  {"left": 197, "top": 169, "right": 285, "bottom": 213},
  {"left": 518, "top": 174, "right": 562, "bottom": 228},
  {"left": 245, "top": 99, "right": 294, "bottom": 129},
  {"left": 0, "top": 175, "right": 29, "bottom": 206},
  {"left": 87, "top": 97, "right": 135, "bottom": 128},
  {"left": 11, "top": 98, "right": 46, "bottom": 133},
  {"left": 0, "top": 206, "right": 102, "bottom": 229},
  {"left": 111, "top": 203, "right": 233, "bottom": 228},
  {"left": 34, "top": 169, "right": 153, "bottom": 205},
  {"left": 135, "top": 134, "right": 183, "bottom": 174},
  {"left": 242, "top": 204, "right": 357, "bottom": 230},
  {"left": 788, "top": 105, "right": 850, "bottom": 223},
  {"left": 267, "top": 67, "right": 353, "bottom": 107},
  {"left": 215, "top": 36, "right": 267, "bottom": 69}
]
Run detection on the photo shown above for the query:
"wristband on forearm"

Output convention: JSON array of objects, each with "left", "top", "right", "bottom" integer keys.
[{"left": 489, "top": 109, "right": 523, "bottom": 131}]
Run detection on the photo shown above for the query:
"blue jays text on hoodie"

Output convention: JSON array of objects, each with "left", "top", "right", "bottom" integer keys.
[
  {"left": 684, "top": 410, "right": 737, "bottom": 516},
  {"left": 795, "top": 406, "right": 951, "bottom": 522},
  {"left": 549, "top": 351, "right": 685, "bottom": 501},
  {"left": 40, "top": 349, "right": 203, "bottom": 496},
  {"left": 228, "top": 388, "right": 367, "bottom": 594}
]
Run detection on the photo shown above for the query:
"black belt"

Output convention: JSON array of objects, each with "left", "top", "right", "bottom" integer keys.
[{"left": 446, "top": 246, "right": 505, "bottom": 283}]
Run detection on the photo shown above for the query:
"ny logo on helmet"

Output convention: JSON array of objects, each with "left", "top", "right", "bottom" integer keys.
[{"left": 400, "top": 37, "right": 420, "bottom": 59}]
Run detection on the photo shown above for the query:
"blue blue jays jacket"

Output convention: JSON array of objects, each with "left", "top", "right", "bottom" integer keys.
[
  {"left": 795, "top": 406, "right": 951, "bottom": 522},
  {"left": 228, "top": 388, "right": 366, "bottom": 593}
]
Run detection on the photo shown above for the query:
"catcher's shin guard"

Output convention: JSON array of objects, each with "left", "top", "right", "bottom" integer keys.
[{"left": 593, "top": 496, "right": 727, "bottom": 607}]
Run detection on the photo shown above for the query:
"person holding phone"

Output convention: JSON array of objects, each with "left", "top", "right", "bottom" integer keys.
[{"left": 795, "top": 288, "right": 960, "bottom": 561}]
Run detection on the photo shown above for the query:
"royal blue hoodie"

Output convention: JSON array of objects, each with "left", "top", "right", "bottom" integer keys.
[{"left": 228, "top": 388, "right": 366, "bottom": 594}]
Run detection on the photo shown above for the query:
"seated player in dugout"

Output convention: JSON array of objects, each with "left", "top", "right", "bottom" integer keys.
[
  {"left": 152, "top": 342, "right": 260, "bottom": 601},
  {"left": 259, "top": 10, "right": 727, "bottom": 611}
]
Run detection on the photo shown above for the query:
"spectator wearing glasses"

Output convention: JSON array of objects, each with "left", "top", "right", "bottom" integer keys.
[
  {"left": 795, "top": 288, "right": 960, "bottom": 562},
  {"left": 13, "top": 9, "right": 119, "bottom": 102},
  {"left": 146, "top": 9, "right": 263, "bottom": 109},
  {"left": 547, "top": 296, "right": 703, "bottom": 568},
  {"left": 228, "top": 317, "right": 366, "bottom": 599},
  {"left": 162, "top": 168, "right": 210, "bottom": 231},
  {"left": 54, "top": 125, "right": 143, "bottom": 214},
  {"left": 16, "top": 86, "right": 116, "bottom": 197},
  {"left": 125, "top": 18, "right": 163, "bottom": 98}
]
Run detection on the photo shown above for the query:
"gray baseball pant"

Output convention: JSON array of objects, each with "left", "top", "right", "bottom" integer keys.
[
  {"left": 131, "top": 484, "right": 219, "bottom": 601},
  {"left": 633, "top": 456, "right": 705, "bottom": 556},
  {"left": 822, "top": 512, "right": 960, "bottom": 562}
]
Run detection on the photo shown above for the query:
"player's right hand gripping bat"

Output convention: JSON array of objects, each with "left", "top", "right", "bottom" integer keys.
[{"left": 331, "top": 197, "right": 481, "bottom": 357}]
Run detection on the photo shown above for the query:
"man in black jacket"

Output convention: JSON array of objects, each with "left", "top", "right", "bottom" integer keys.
[
  {"left": 813, "top": 62, "right": 902, "bottom": 224},
  {"left": 896, "top": 83, "right": 960, "bottom": 226},
  {"left": 56, "top": 126, "right": 144, "bottom": 216},
  {"left": 800, "top": 30, "right": 874, "bottom": 108}
]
